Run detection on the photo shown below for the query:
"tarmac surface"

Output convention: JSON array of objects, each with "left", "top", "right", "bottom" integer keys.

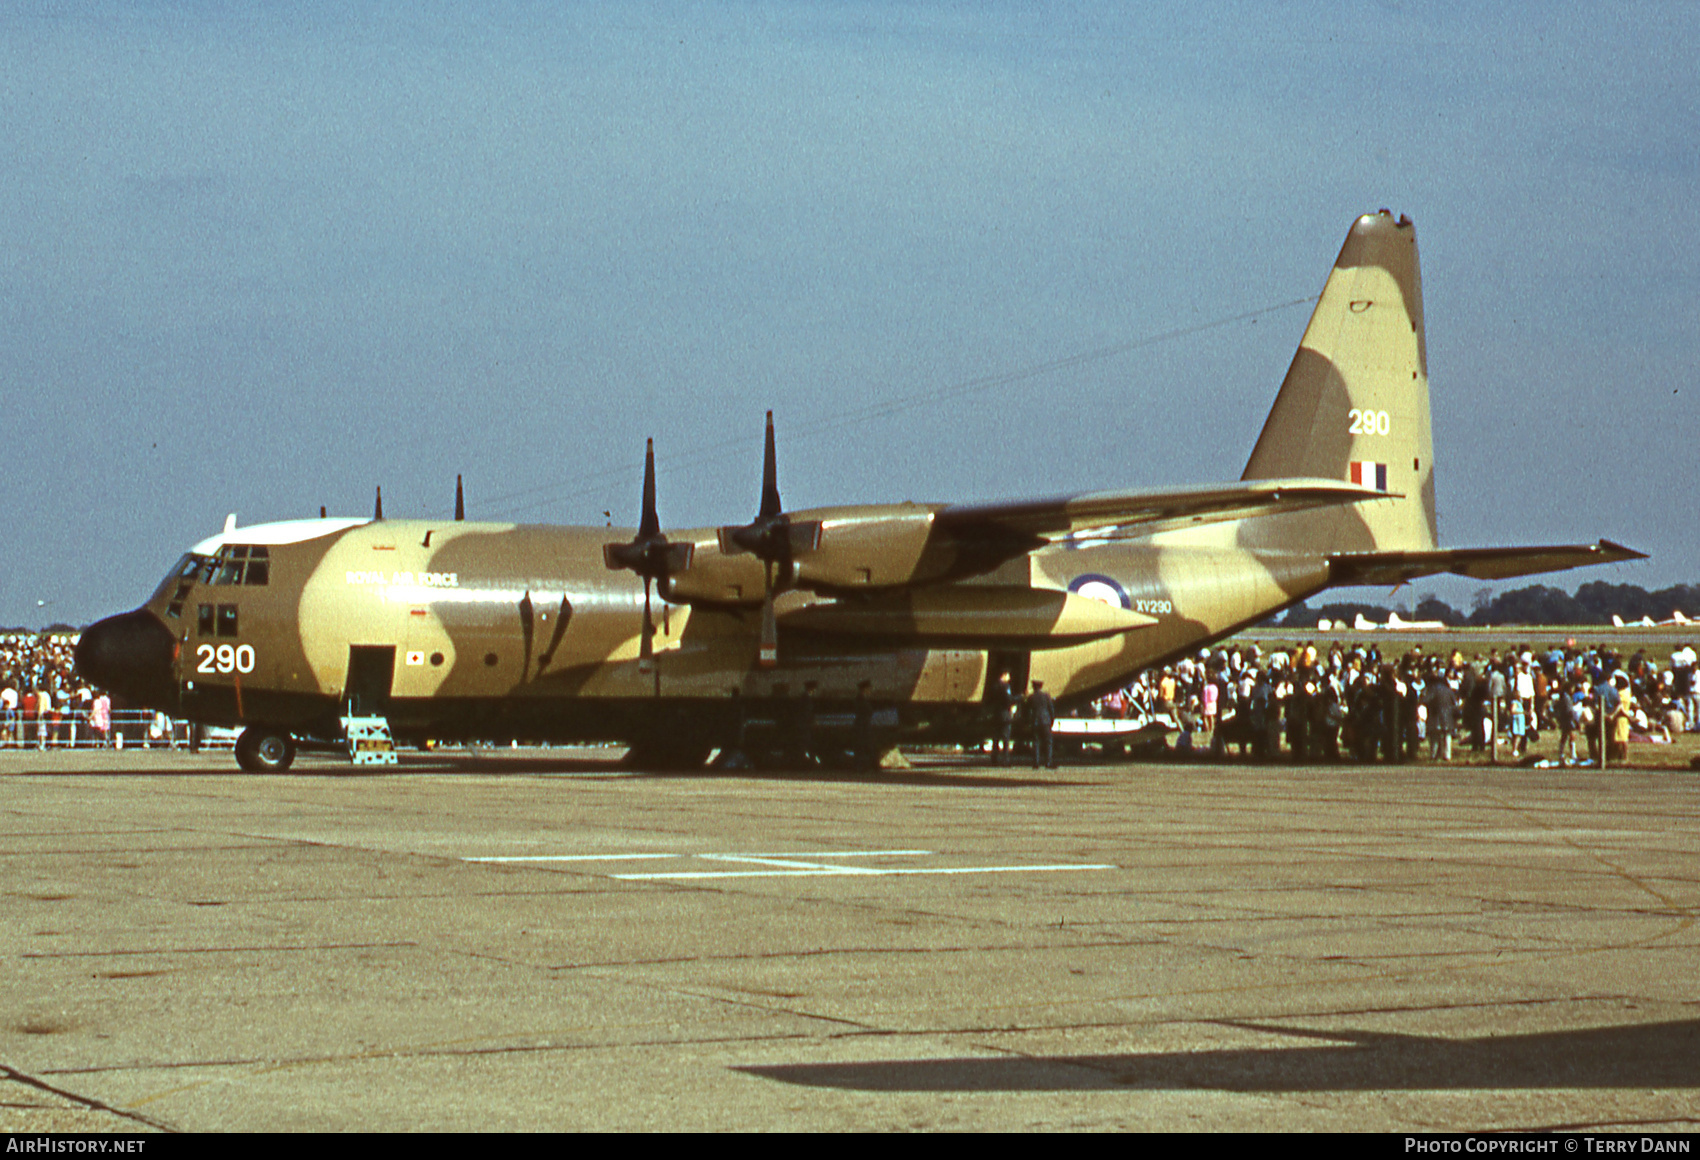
[{"left": 2, "top": 747, "right": 1698, "bottom": 1132}]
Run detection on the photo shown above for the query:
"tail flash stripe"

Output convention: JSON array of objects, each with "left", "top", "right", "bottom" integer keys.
[{"left": 1350, "top": 461, "right": 1388, "bottom": 491}]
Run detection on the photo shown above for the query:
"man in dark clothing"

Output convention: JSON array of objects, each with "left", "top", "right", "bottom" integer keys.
[
  {"left": 1352, "top": 675, "right": 1382, "bottom": 762},
  {"left": 1401, "top": 662, "right": 1424, "bottom": 762},
  {"left": 783, "top": 683, "right": 816, "bottom": 768},
  {"left": 1287, "top": 667, "right": 1313, "bottom": 762},
  {"left": 1464, "top": 664, "right": 1489, "bottom": 752},
  {"left": 988, "top": 672, "right": 1017, "bottom": 766},
  {"left": 1028, "top": 681, "right": 1057, "bottom": 769},
  {"left": 1249, "top": 672, "right": 1272, "bottom": 761},
  {"left": 851, "top": 682, "right": 877, "bottom": 772},
  {"left": 1422, "top": 672, "right": 1457, "bottom": 760},
  {"left": 1315, "top": 685, "right": 1344, "bottom": 761}
]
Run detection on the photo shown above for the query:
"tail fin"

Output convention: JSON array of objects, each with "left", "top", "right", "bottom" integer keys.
[{"left": 1240, "top": 210, "right": 1437, "bottom": 554}]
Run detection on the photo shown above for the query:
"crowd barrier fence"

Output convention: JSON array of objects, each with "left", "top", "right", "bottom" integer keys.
[{"left": 0, "top": 708, "right": 233, "bottom": 751}]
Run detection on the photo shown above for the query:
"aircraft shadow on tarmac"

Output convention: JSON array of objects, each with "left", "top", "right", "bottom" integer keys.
[
  {"left": 37, "top": 754, "right": 1078, "bottom": 787},
  {"left": 635, "top": 767, "right": 1079, "bottom": 789},
  {"left": 738, "top": 1019, "right": 1700, "bottom": 1092},
  {"left": 464, "top": 758, "right": 1076, "bottom": 789}
]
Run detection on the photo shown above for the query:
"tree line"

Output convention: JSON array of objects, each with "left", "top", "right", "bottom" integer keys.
[{"left": 1274, "top": 582, "right": 1700, "bottom": 629}]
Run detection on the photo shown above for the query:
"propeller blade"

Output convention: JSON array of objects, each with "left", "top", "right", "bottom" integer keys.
[
  {"left": 638, "top": 438, "right": 660, "bottom": 540},
  {"left": 374, "top": 486, "right": 383, "bottom": 520},
  {"left": 759, "top": 410, "right": 781, "bottom": 520},
  {"left": 455, "top": 475, "right": 465, "bottom": 521}
]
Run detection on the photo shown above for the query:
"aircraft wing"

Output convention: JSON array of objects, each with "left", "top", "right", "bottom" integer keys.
[
  {"left": 1328, "top": 540, "right": 1646, "bottom": 586},
  {"left": 936, "top": 478, "right": 1390, "bottom": 545}
]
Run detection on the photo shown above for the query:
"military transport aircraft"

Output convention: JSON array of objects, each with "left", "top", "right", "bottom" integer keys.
[{"left": 76, "top": 211, "right": 1642, "bottom": 771}]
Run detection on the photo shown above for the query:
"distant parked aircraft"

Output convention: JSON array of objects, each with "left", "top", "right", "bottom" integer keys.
[
  {"left": 1611, "top": 612, "right": 1692, "bottom": 628},
  {"left": 1317, "top": 611, "right": 1448, "bottom": 631}
]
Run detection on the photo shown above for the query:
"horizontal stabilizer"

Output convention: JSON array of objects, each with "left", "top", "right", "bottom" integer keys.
[{"left": 1329, "top": 540, "right": 1646, "bottom": 586}]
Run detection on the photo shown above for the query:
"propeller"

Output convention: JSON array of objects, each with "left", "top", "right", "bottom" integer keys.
[
  {"left": 718, "top": 412, "right": 821, "bottom": 667},
  {"left": 455, "top": 474, "right": 465, "bottom": 521},
  {"left": 603, "top": 439, "right": 694, "bottom": 662},
  {"left": 374, "top": 485, "right": 383, "bottom": 520}
]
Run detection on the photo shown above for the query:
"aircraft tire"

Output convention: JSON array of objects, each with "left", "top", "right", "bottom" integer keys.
[{"left": 235, "top": 727, "right": 297, "bottom": 773}]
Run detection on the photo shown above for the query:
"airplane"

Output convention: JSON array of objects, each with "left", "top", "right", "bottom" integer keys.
[
  {"left": 1317, "top": 611, "right": 1448, "bottom": 631},
  {"left": 1612, "top": 612, "right": 1691, "bottom": 628},
  {"left": 1387, "top": 611, "right": 1448, "bottom": 631},
  {"left": 75, "top": 210, "right": 1644, "bottom": 772}
]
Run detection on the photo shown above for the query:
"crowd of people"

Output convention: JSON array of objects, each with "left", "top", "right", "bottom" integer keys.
[
  {"left": 6, "top": 626, "right": 1699, "bottom": 765},
  {"left": 0, "top": 631, "right": 175, "bottom": 749},
  {"left": 1070, "top": 639, "right": 1699, "bottom": 765}
]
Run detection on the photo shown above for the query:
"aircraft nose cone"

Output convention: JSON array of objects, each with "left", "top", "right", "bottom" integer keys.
[{"left": 76, "top": 609, "right": 179, "bottom": 710}]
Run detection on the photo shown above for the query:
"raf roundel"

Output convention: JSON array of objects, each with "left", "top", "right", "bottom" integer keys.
[{"left": 1067, "top": 573, "right": 1131, "bottom": 610}]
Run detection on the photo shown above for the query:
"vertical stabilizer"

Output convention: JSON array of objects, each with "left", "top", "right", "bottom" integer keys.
[{"left": 1240, "top": 211, "right": 1437, "bottom": 554}]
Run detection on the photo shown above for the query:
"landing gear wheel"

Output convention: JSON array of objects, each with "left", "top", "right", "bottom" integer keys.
[{"left": 235, "top": 727, "right": 296, "bottom": 773}]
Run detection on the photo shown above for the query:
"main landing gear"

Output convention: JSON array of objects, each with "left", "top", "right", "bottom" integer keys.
[{"left": 235, "top": 727, "right": 297, "bottom": 772}]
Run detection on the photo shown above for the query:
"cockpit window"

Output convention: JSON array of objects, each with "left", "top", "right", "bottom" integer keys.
[
  {"left": 209, "top": 545, "right": 270, "bottom": 586},
  {"left": 159, "top": 553, "right": 209, "bottom": 619}
]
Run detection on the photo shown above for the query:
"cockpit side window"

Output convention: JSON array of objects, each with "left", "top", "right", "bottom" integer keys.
[{"left": 159, "top": 553, "right": 211, "bottom": 619}]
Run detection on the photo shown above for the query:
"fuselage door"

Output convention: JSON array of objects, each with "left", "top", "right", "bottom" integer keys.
[{"left": 346, "top": 646, "right": 397, "bottom": 717}]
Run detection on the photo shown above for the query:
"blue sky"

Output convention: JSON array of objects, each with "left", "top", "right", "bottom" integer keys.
[{"left": 3, "top": 2, "right": 1695, "bottom": 626}]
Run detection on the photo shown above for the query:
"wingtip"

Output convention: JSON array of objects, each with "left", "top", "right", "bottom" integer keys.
[{"left": 1598, "top": 539, "right": 1649, "bottom": 562}]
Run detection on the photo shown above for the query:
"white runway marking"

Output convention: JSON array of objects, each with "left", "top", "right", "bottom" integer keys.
[
  {"left": 614, "top": 861, "right": 1119, "bottom": 880},
  {"left": 464, "top": 849, "right": 932, "bottom": 864},
  {"left": 465, "top": 853, "right": 680, "bottom": 863},
  {"left": 462, "top": 849, "right": 1117, "bottom": 880}
]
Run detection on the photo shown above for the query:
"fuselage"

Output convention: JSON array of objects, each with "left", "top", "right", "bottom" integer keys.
[{"left": 81, "top": 514, "right": 1331, "bottom": 749}]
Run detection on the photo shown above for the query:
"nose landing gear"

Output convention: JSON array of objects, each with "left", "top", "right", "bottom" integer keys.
[{"left": 235, "top": 727, "right": 296, "bottom": 772}]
